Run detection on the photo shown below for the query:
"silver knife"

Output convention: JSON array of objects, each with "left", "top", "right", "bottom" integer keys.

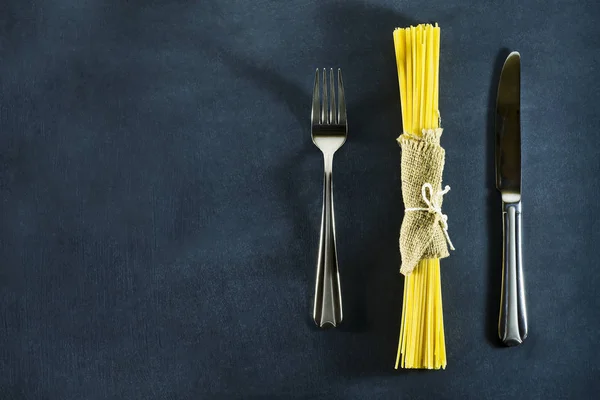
[{"left": 496, "top": 51, "right": 528, "bottom": 346}]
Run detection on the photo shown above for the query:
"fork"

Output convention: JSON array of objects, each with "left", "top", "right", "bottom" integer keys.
[{"left": 311, "top": 68, "right": 347, "bottom": 328}]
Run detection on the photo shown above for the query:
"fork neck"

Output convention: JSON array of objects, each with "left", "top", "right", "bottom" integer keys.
[{"left": 322, "top": 152, "right": 334, "bottom": 173}]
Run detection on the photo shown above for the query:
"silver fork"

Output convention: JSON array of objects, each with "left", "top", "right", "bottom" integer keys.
[{"left": 311, "top": 68, "right": 347, "bottom": 328}]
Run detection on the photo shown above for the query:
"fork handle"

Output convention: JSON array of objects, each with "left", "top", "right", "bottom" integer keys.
[{"left": 313, "top": 154, "right": 343, "bottom": 328}]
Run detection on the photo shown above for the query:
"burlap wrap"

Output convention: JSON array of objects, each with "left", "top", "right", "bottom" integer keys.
[{"left": 398, "top": 128, "right": 451, "bottom": 275}]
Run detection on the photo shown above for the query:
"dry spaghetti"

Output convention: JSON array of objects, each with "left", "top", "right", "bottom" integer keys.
[{"left": 393, "top": 23, "right": 452, "bottom": 370}]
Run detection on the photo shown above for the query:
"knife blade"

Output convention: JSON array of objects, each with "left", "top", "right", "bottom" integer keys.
[{"left": 495, "top": 51, "right": 528, "bottom": 346}]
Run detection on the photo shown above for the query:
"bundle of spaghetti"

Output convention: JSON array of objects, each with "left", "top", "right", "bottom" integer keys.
[{"left": 392, "top": 23, "right": 453, "bottom": 370}]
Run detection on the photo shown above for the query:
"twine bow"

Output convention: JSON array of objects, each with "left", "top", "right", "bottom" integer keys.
[{"left": 405, "top": 183, "right": 455, "bottom": 251}]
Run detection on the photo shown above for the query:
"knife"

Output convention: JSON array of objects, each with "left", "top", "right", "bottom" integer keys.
[{"left": 495, "top": 51, "right": 528, "bottom": 346}]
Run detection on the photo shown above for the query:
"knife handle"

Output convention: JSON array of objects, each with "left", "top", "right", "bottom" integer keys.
[{"left": 498, "top": 201, "right": 528, "bottom": 346}]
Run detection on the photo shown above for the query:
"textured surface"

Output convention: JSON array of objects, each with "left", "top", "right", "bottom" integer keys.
[
  {"left": 1, "top": 1, "right": 599, "bottom": 399},
  {"left": 399, "top": 130, "right": 449, "bottom": 275}
]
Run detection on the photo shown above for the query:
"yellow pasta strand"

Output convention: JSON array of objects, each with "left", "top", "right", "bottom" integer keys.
[
  {"left": 433, "top": 24, "right": 440, "bottom": 126},
  {"left": 393, "top": 24, "right": 447, "bottom": 370},
  {"left": 426, "top": 24, "right": 434, "bottom": 129},
  {"left": 405, "top": 30, "right": 412, "bottom": 134}
]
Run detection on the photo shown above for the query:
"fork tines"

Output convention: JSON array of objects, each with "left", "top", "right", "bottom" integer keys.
[{"left": 311, "top": 68, "right": 347, "bottom": 126}]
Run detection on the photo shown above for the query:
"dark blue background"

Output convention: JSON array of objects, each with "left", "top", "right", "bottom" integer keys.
[{"left": 1, "top": 1, "right": 599, "bottom": 399}]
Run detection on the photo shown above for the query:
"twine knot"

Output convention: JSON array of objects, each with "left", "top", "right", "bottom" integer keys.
[{"left": 405, "top": 183, "right": 455, "bottom": 251}]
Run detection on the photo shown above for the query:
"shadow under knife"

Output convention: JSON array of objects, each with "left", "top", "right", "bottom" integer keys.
[{"left": 485, "top": 48, "right": 511, "bottom": 347}]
